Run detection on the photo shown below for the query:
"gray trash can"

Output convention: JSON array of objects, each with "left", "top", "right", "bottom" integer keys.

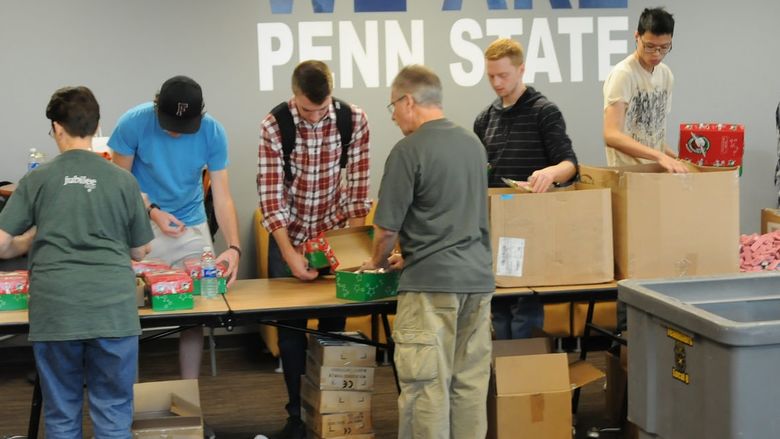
[{"left": 620, "top": 273, "right": 780, "bottom": 439}]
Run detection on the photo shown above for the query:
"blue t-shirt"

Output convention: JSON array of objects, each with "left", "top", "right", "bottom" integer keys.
[{"left": 108, "top": 102, "right": 228, "bottom": 226}]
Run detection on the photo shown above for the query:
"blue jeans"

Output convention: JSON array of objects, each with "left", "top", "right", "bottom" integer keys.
[
  {"left": 491, "top": 296, "right": 544, "bottom": 339},
  {"left": 33, "top": 336, "right": 138, "bottom": 439},
  {"left": 267, "top": 236, "right": 346, "bottom": 418}
]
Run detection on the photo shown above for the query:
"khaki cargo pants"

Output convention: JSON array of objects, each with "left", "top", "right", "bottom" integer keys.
[{"left": 393, "top": 291, "right": 493, "bottom": 439}]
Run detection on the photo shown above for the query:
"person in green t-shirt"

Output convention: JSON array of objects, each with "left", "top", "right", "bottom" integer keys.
[{"left": 0, "top": 86, "right": 153, "bottom": 438}]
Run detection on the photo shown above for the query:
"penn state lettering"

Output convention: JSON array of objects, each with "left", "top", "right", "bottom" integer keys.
[{"left": 268, "top": 0, "right": 627, "bottom": 13}]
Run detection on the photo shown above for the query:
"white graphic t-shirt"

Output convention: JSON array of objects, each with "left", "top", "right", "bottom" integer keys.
[{"left": 603, "top": 53, "right": 674, "bottom": 166}]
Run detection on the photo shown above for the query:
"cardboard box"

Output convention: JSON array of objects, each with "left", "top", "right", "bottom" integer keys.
[
  {"left": 308, "top": 332, "right": 376, "bottom": 367},
  {"left": 132, "top": 379, "right": 203, "bottom": 438},
  {"left": 306, "top": 353, "right": 375, "bottom": 391},
  {"left": 761, "top": 208, "right": 780, "bottom": 234},
  {"left": 578, "top": 164, "right": 740, "bottom": 280},
  {"left": 308, "top": 433, "right": 375, "bottom": 439},
  {"left": 301, "top": 376, "right": 372, "bottom": 414},
  {"left": 0, "top": 270, "right": 28, "bottom": 311},
  {"left": 486, "top": 338, "right": 604, "bottom": 439},
  {"left": 325, "top": 226, "right": 399, "bottom": 302},
  {"left": 302, "top": 406, "right": 373, "bottom": 438},
  {"left": 678, "top": 123, "right": 744, "bottom": 167},
  {"left": 488, "top": 187, "right": 614, "bottom": 287}
]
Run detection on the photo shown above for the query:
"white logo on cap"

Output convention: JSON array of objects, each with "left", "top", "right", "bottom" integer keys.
[{"left": 176, "top": 102, "right": 189, "bottom": 117}]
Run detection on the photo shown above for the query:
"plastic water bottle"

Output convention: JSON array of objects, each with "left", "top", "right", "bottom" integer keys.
[
  {"left": 27, "top": 148, "right": 42, "bottom": 173},
  {"left": 201, "top": 246, "right": 219, "bottom": 299}
]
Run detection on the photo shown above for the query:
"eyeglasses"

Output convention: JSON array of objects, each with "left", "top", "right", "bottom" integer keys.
[
  {"left": 386, "top": 95, "right": 407, "bottom": 114},
  {"left": 640, "top": 39, "right": 672, "bottom": 54}
]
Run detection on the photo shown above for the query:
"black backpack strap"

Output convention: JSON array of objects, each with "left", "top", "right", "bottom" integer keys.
[
  {"left": 272, "top": 99, "right": 354, "bottom": 183},
  {"left": 333, "top": 98, "right": 354, "bottom": 170},
  {"left": 270, "top": 101, "right": 297, "bottom": 182}
]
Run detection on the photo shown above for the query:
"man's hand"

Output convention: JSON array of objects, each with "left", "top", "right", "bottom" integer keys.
[
  {"left": 284, "top": 249, "right": 319, "bottom": 281},
  {"left": 215, "top": 248, "right": 240, "bottom": 286},
  {"left": 658, "top": 155, "right": 689, "bottom": 173},
  {"left": 528, "top": 168, "right": 556, "bottom": 193},
  {"left": 388, "top": 252, "right": 404, "bottom": 271},
  {"left": 150, "top": 208, "right": 186, "bottom": 237}
]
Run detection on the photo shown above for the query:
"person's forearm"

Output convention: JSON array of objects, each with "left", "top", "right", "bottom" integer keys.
[
  {"left": 0, "top": 234, "right": 32, "bottom": 259},
  {"left": 549, "top": 161, "right": 577, "bottom": 183},
  {"left": 271, "top": 227, "right": 297, "bottom": 261},
  {"left": 605, "top": 130, "right": 665, "bottom": 162},
  {"left": 369, "top": 226, "right": 398, "bottom": 267},
  {"left": 214, "top": 195, "right": 241, "bottom": 248}
]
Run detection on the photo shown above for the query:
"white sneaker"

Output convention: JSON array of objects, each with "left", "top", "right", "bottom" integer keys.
[{"left": 253, "top": 435, "right": 269, "bottom": 439}]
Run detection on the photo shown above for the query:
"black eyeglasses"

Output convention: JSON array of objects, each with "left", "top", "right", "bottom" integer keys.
[
  {"left": 640, "top": 39, "right": 673, "bottom": 54},
  {"left": 386, "top": 95, "right": 407, "bottom": 114}
]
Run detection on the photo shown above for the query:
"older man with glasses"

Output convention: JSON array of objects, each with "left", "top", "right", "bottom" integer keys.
[{"left": 603, "top": 7, "right": 686, "bottom": 173}]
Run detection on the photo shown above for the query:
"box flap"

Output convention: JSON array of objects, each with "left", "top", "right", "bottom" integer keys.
[
  {"left": 324, "top": 226, "right": 373, "bottom": 270},
  {"left": 492, "top": 338, "right": 551, "bottom": 359},
  {"left": 133, "top": 379, "right": 200, "bottom": 413},
  {"left": 494, "top": 353, "right": 569, "bottom": 394},
  {"left": 568, "top": 360, "right": 605, "bottom": 389}
]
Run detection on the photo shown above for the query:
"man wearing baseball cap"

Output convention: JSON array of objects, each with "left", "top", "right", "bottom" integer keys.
[{"left": 109, "top": 76, "right": 241, "bottom": 385}]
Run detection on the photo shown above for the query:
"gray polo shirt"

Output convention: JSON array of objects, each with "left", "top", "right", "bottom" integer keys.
[{"left": 374, "top": 118, "right": 494, "bottom": 293}]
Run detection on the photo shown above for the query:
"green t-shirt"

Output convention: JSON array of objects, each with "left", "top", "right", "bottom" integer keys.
[
  {"left": 0, "top": 149, "right": 154, "bottom": 341},
  {"left": 374, "top": 118, "right": 494, "bottom": 293}
]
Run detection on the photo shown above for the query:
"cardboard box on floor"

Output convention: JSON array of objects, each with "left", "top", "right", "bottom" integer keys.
[
  {"left": 324, "top": 226, "right": 399, "bottom": 301},
  {"left": 132, "top": 379, "right": 203, "bottom": 438},
  {"left": 301, "top": 375, "right": 372, "bottom": 414},
  {"left": 308, "top": 332, "right": 376, "bottom": 367},
  {"left": 488, "top": 187, "right": 614, "bottom": 287},
  {"left": 302, "top": 406, "right": 374, "bottom": 438},
  {"left": 487, "top": 338, "right": 604, "bottom": 439},
  {"left": 578, "top": 163, "right": 740, "bottom": 279},
  {"left": 306, "top": 352, "right": 375, "bottom": 391},
  {"left": 761, "top": 208, "right": 780, "bottom": 234}
]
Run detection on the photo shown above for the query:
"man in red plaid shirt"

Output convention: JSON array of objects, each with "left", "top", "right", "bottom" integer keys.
[{"left": 256, "top": 60, "right": 371, "bottom": 439}]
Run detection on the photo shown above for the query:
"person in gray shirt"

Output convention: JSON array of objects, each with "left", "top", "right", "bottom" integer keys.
[{"left": 360, "top": 65, "right": 494, "bottom": 439}]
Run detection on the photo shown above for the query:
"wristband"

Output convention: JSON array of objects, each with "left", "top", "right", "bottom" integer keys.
[
  {"left": 229, "top": 245, "right": 242, "bottom": 258},
  {"left": 146, "top": 203, "right": 160, "bottom": 218}
]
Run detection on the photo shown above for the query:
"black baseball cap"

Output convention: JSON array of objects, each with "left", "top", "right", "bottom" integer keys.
[{"left": 156, "top": 76, "right": 204, "bottom": 134}]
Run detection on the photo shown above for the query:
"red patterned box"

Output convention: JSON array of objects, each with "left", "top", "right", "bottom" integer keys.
[{"left": 678, "top": 123, "right": 744, "bottom": 167}]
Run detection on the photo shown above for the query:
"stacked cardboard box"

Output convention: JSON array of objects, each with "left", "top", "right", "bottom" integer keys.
[{"left": 302, "top": 332, "right": 377, "bottom": 439}]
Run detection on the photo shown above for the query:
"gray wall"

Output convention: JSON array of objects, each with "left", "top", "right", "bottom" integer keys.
[{"left": 1, "top": 0, "right": 778, "bottom": 279}]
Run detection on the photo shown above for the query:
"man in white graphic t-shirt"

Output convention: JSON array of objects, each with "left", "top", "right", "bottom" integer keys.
[{"left": 603, "top": 7, "right": 687, "bottom": 173}]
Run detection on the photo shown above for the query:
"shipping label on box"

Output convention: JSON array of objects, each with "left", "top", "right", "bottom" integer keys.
[
  {"left": 306, "top": 353, "right": 375, "bottom": 391},
  {"left": 678, "top": 123, "right": 744, "bottom": 167},
  {"left": 302, "top": 406, "right": 373, "bottom": 438},
  {"left": 579, "top": 164, "right": 740, "bottom": 280},
  {"left": 301, "top": 376, "right": 372, "bottom": 414},
  {"left": 308, "top": 332, "right": 376, "bottom": 367},
  {"left": 488, "top": 187, "right": 614, "bottom": 287}
]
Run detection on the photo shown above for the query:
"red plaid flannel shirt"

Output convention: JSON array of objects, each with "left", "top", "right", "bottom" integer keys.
[{"left": 257, "top": 98, "right": 371, "bottom": 247}]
